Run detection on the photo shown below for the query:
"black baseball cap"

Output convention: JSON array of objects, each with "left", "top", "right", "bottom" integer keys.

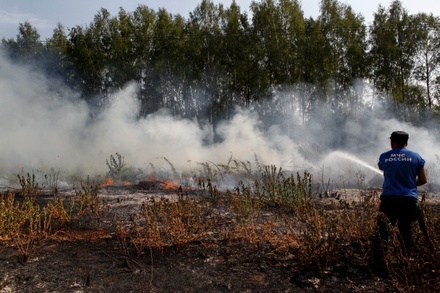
[{"left": 390, "top": 131, "right": 409, "bottom": 144}]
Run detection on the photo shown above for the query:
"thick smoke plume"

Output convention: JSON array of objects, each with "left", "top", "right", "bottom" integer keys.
[{"left": 1, "top": 54, "right": 439, "bottom": 190}]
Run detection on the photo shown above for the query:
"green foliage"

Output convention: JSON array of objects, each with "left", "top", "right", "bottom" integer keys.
[
  {"left": 2, "top": 0, "right": 440, "bottom": 124},
  {"left": 1, "top": 22, "right": 43, "bottom": 65},
  {"left": 257, "top": 165, "right": 313, "bottom": 207}
]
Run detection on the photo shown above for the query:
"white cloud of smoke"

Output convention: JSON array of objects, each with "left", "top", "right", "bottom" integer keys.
[{"left": 1, "top": 53, "right": 439, "bottom": 190}]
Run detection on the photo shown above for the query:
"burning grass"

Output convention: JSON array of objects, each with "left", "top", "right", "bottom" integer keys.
[{"left": 1, "top": 163, "right": 440, "bottom": 292}]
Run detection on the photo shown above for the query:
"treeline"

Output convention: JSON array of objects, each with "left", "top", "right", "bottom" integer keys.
[{"left": 1, "top": 0, "right": 440, "bottom": 129}]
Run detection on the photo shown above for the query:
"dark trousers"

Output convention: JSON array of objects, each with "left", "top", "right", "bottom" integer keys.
[{"left": 373, "top": 196, "right": 418, "bottom": 261}]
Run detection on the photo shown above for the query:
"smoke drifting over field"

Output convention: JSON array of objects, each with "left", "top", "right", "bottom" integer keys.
[{"left": 1, "top": 53, "right": 440, "bottom": 189}]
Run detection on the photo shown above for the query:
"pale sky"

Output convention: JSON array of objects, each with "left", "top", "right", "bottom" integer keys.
[{"left": 0, "top": 0, "right": 439, "bottom": 40}]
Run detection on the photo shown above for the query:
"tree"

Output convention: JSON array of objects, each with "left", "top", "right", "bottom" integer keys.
[
  {"left": 148, "top": 8, "right": 187, "bottom": 115},
  {"left": 300, "top": 18, "right": 332, "bottom": 87},
  {"left": 107, "top": 8, "right": 139, "bottom": 89},
  {"left": 65, "top": 8, "right": 113, "bottom": 100},
  {"left": 369, "top": 1, "right": 427, "bottom": 122},
  {"left": 369, "top": 1, "right": 419, "bottom": 102},
  {"left": 130, "top": 5, "right": 157, "bottom": 116},
  {"left": 251, "top": 0, "right": 289, "bottom": 87},
  {"left": 1, "top": 22, "right": 43, "bottom": 65},
  {"left": 319, "top": 0, "right": 368, "bottom": 95},
  {"left": 412, "top": 13, "right": 440, "bottom": 110},
  {"left": 42, "top": 23, "right": 79, "bottom": 91},
  {"left": 186, "top": 0, "right": 225, "bottom": 125},
  {"left": 219, "top": 1, "right": 259, "bottom": 109}
]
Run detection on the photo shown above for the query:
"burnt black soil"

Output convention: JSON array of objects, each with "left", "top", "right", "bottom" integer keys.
[
  {"left": 0, "top": 231, "right": 394, "bottom": 293},
  {"left": 1, "top": 185, "right": 437, "bottom": 293}
]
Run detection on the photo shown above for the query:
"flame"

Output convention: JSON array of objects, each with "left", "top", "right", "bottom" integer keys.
[
  {"left": 138, "top": 173, "right": 191, "bottom": 191},
  {"left": 100, "top": 178, "right": 132, "bottom": 187},
  {"left": 101, "top": 177, "right": 114, "bottom": 187},
  {"left": 159, "top": 180, "right": 180, "bottom": 191}
]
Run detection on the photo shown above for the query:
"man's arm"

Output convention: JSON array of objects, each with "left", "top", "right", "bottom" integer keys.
[{"left": 416, "top": 167, "right": 428, "bottom": 186}]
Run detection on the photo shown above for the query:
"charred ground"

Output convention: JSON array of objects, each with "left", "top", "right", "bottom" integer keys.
[{"left": 1, "top": 182, "right": 439, "bottom": 293}]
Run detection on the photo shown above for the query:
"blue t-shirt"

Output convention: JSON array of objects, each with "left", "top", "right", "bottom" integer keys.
[{"left": 378, "top": 147, "right": 425, "bottom": 199}]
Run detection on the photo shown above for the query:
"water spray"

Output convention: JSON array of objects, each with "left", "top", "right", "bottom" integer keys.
[{"left": 323, "top": 151, "right": 382, "bottom": 175}]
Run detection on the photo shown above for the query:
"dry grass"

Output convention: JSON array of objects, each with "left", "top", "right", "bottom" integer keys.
[
  {"left": 0, "top": 176, "right": 101, "bottom": 261},
  {"left": 1, "top": 165, "right": 440, "bottom": 292}
]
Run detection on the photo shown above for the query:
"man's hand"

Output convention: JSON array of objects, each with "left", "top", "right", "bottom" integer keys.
[{"left": 416, "top": 167, "right": 428, "bottom": 186}]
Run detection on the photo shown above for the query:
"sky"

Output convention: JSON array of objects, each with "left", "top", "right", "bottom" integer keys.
[{"left": 1, "top": 0, "right": 440, "bottom": 40}]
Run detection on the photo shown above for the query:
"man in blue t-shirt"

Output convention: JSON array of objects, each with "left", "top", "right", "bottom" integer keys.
[{"left": 372, "top": 131, "right": 427, "bottom": 275}]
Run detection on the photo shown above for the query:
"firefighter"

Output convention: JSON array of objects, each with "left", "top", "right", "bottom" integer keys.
[{"left": 371, "top": 131, "right": 428, "bottom": 276}]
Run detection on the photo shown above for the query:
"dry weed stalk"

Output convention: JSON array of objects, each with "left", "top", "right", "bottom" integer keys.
[
  {"left": 77, "top": 182, "right": 100, "bottom": 219},
  {"left": 380, "top": 201, "right": 440, "bottom": 292},
  {"left": 229, "top": 181, "right": 262, "bottom": 217},
  {"left": 17, "top": 173, "right": 40, "bottom": 196},
  {"left": 106, "top": 153, "right": 127, "bottom": 179},
  {"left": 0, "top": 174, "right": 103, "bottom": 261},
  {"left": 228, "top": 217, "right": 298, "bottom": 253},
  {"left": 118, "top": 195, "right": 213, "bottom": 256},
  {"left": 43, "top": 196, "right": 71, "bottom": 230},
  {"left": 1, "top": 161, "right": 439, "bottom": 291},
  {"left": 0, "top": 190, "right": 45, "bottom": 261}
]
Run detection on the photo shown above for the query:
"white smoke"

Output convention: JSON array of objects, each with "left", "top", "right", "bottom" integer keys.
[{"left": 1, "top": 53, "right": 439, "bottom": 190}]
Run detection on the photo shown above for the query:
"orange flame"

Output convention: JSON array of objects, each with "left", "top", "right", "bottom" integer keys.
[
  {"left": 101, "top": 177, "right": 114, "bottom": 187},
  {"left": 159, "top": 180, "right": 180, "bottom": 191}
]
